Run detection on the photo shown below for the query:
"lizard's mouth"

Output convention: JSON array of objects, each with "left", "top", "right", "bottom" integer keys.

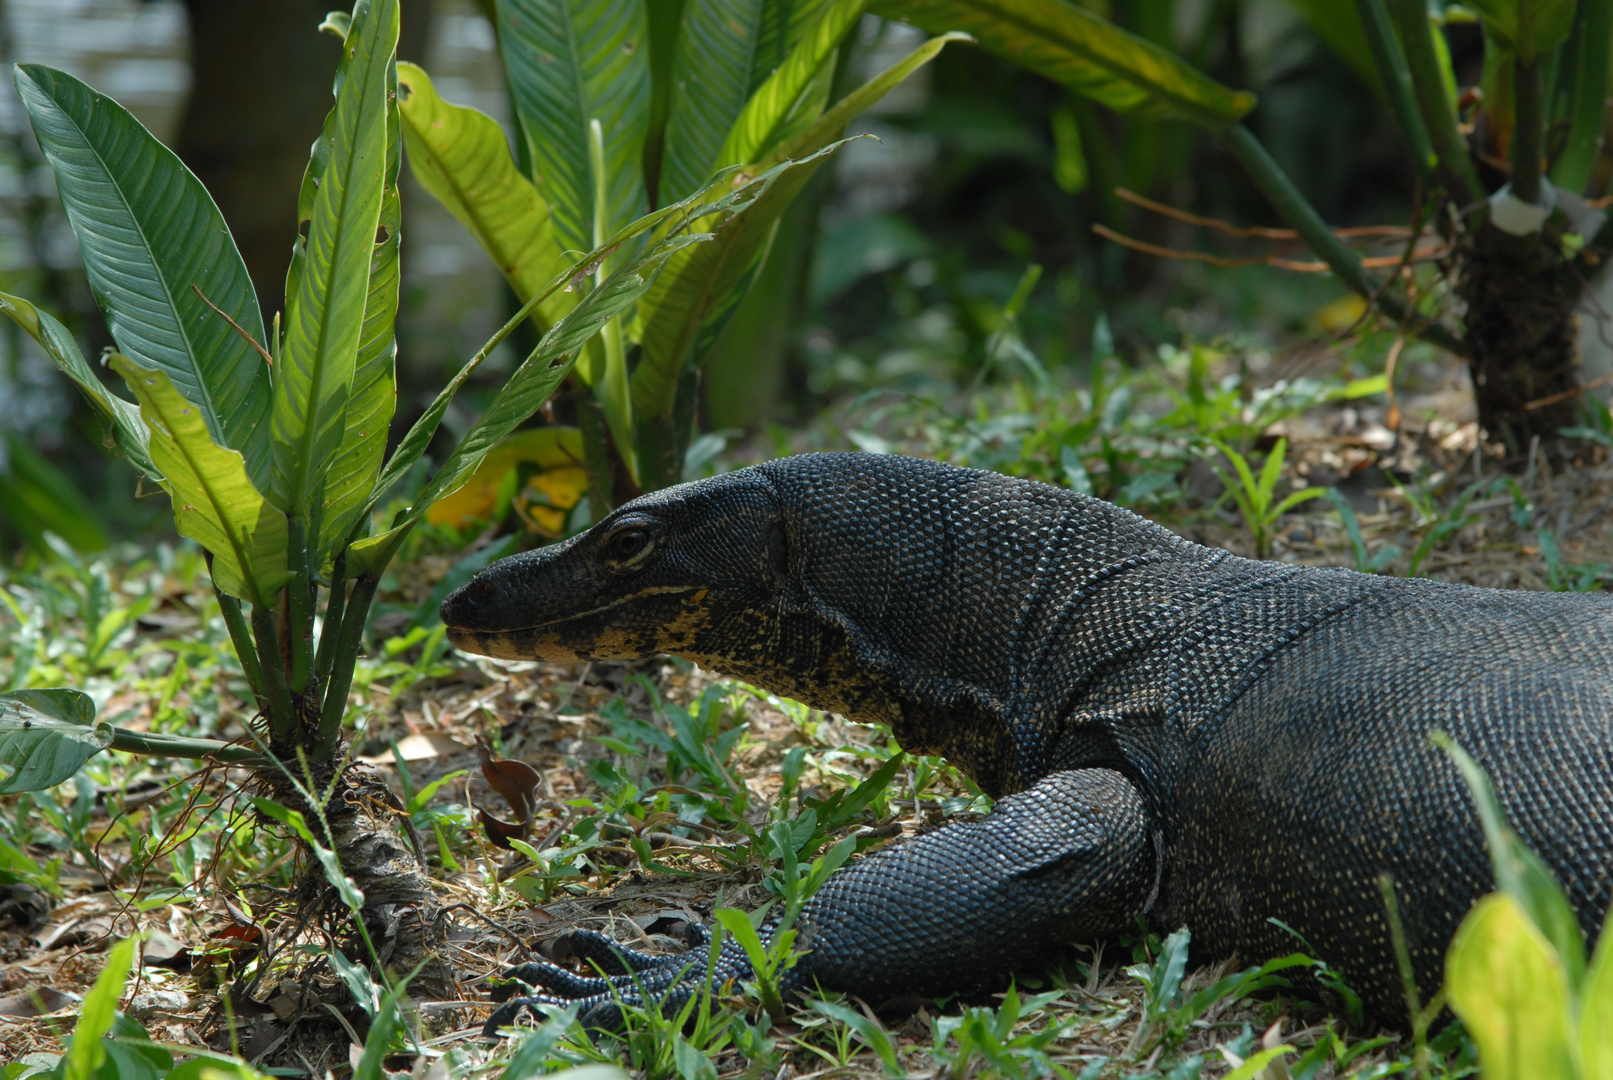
[{"left": 442, "top": 585, "right": 699, "bottom": 662}]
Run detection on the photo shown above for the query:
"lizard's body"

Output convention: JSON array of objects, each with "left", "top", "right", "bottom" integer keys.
[{"left": 441, "top": 453, "right": 1613, "bottom": 1026}]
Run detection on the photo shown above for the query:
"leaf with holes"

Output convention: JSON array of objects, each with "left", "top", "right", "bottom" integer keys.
[
  {"left": 271, "top": 0, "right": 397, "bottom": 519},
  {"left": 0, "top": 689, "right": 108, "bottom": 796}
]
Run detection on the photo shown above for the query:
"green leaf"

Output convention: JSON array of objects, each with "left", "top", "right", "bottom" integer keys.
[
  {"left": 1445, "top": 893, "right": 1576, "bottom": 1080},
  {"left": 349, "top": 229, "right": 705, "bottom": 574},
  {"left": 660, "top": 0, "right": 773, "bottom": 204},
  {"left": 637, "top": 30, "right": 967, "bottom": 414},
  {"left": 0, "top": 292, "right": 158, "bottom": 481},
  {"left": 396, "top": 62, "right": 576, "bottom": 329},
  {"left": 711, "top": 0, "right": 864, "bottom": 175},
  {"left": 660, "top": 0, "right": 841, "bottom": 203},
  {"left": 354, "top": 192, "right": 708, "bottom": 545},
  {"left": 319, "top": 46, "right": 402, "bottom": 561},
  {"left": 111, "top": 354, "right": 291, "bottom": 606},
  {"left": 352, "top": 976, "right": 407, "bottom": 1080},
  {"left": 12, "top": 65, "right": 271, "bottom": 490},
  {"left": 1433, "top": 731, "right": 1588, "bottom": 987},
  {"left": 761, "top": 31, "right": 968, "bottom": 171},
  {"left": 1551, "top": 0, "right": 1612, "bottom": 191},
  {"left": 871, "top": 0, "right": 1255, "bottom": 123},
  {"left": 64, "top": 936, "right": 138, "bottom": 1080},
  {"left": 0, "top": 689, "right": 108, "bottom": 796},
  {"left": 1270, "top": 486, "right": 1328, "bottom": 519},
  {"left": 1222, "top": 1047, "right": 1296, "bottom": 1080},
  {"left": 271, "top": 0, "right": 397, "bottom": 518},
  {"left": 0, "top": 434, "right": 111, "bottom": 554},
  {"left": 1582, "top": 916, "right": 1613, "bottom": 1078},
  {"left": 497, "top": 0, "right": 650, "bottom": 254},
  {"left": 1465, "top": 0, "right": 1576, "bottom": 59}
]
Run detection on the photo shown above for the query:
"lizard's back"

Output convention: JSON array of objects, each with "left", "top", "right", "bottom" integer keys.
[{"left": 1172, "top": 577, "right": 1613, "bottom": 1011}]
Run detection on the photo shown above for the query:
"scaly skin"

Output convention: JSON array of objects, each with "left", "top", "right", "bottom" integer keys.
[{"left": 442, "top": 453, "right": 1613, "bottom": 1031}]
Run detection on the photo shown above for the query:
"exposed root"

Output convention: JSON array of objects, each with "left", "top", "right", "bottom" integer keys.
[{"left": 266, "top": 760, "right": 452, "bottom": 1001}]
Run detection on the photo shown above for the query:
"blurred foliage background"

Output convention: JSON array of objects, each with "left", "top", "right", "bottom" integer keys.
[{"left": 0, "top": 0, "right": 1452, "bottom": 554}]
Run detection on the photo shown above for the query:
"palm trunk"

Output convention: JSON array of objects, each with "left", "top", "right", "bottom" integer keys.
[{"left": 1456, "top": 225, "right": 1583, "bottom": 452}]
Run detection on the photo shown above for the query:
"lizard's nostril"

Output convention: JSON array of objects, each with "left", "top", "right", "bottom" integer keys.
[{"left": 466, "top": 579, "right": 496, "bottom": 602}]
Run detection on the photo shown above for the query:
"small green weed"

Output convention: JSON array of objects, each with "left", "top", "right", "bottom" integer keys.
[{"left": 1208, "top": 438, "right": 1326, "bottom": 558}]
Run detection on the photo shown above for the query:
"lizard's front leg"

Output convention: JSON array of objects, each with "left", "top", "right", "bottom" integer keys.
[
  {"left": 483, "top": 768, "right": 1153, "bottom": 1032},
  {"left": 789, "top": 766, "right": 1155, "bottom": 1001}
]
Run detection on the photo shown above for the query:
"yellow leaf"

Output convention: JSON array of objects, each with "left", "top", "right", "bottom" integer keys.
[
  {"left": 1446, "top": 893, "right": 1576, "bottom": 1080},
  {"left": 426, "top": 427, "right": 584, "bottom": 529}
]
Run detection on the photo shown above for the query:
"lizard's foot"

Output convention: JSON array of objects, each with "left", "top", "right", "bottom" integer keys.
[{"left": 482, "top": 925, "right": 753, "bottom": 1035}]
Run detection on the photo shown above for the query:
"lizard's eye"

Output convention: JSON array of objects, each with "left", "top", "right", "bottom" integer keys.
[{"left": 603, "top": 523, "right": 658, "bottom": 573}]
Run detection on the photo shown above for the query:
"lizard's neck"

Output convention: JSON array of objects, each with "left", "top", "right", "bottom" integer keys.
[{"left": 748, "top": 462, "right": 1216, "bottom": 795}]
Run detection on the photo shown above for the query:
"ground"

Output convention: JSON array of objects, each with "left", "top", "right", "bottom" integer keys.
[{"left": 2, "top": 345, "right": 1607, "bottom": 1078}]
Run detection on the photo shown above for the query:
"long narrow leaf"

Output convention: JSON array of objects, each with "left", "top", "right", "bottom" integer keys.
[
  {"left": 271, "top": 0, "right": 397, "bottom": 518},
  {"left": 635, "top": 141, "right": 855, "bottom": 415},
  {"left": 111, "top": 355, "right": 291, "bottom": 606},
  {"left": 1433, "top": 732, "right": 1588, "bottom": 987},
  {"left": 1551, "top": 0, "right": 1612, "bottom": 190},
  {"left": 319, "top": 49, "right": 402, "bottom": 562},
  {"left": 497, "top": 0, "right": 650, "bottom": 253},
  {"left": 872, "top": 0, "right": 1254, "bottom": 123},
  {"left": 64, "top": 937, "right": 139, "bottom": 1080},
  {"left": 0, "top": 291, "right": 158, "bottom": 480},
  {"left": 660, "top": 0, "right": 772, "bottom": 205},
  {"left": 637, "top": 33, "right": 965, "bottom": 411},
  {"left": 356, "top": 165, "right": 754, "bottom": 534},
  {"left": 396, "top": 62, "right": 576, "bottom": 328},
  {"left": 348, "top": 230, "right": 706, "bottom": 574},
  {"left": 712, "top": 0, "right": 863, "bottom": 172},
  {"left": 660, "top": 0, "right": 838, "bottom": 203},
  {"left": 13, "top": 65, "right": 271, "bottom": 489}
]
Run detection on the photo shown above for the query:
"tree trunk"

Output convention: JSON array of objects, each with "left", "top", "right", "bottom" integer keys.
[{"left": 1456, "top": 224, "right": 1583, "bottom": 452}]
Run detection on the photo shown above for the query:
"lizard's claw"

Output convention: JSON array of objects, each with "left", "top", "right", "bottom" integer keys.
[{"left": 482, "top": 925, "right": 754, "bottom": 1036}]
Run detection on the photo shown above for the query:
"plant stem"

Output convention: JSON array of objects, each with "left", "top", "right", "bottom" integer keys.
[
  {"left": 1218, "top": 123, "right": 1469, "bottom": 358},
  {"left": 1386, "top": 0, "right": 1485, "bottom": 204},
  {"left": 251, "top": 603, "right": 298, "bottom": 751},
  {"left": 213, "top": 583, "right": 264, "bottom": 707},
  {"left": 1511, "top": 58, "right": 1545, "bottom": 205},
  {"left": 1354, "top": 0, "right": 1436, "bottom": 181},
  {"left": 1552, "top": 0, "right": 1612, "bottom": 191},
  {"left": 313, "top": 553, "right": 349, "bottom": 685},
  {"left": 314, "top": 572, "right": 380, "bottom": 762},
  {"left": 285, "top": 517, "right": 315, "bottom": 694},
  {"left": 109, "top": 726, "right": 269, "bottom": 765}
]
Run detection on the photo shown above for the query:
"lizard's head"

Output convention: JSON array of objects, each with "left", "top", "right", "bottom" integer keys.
[{"left": 439, "top": 466, "right": 791, "bottom": 664}]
